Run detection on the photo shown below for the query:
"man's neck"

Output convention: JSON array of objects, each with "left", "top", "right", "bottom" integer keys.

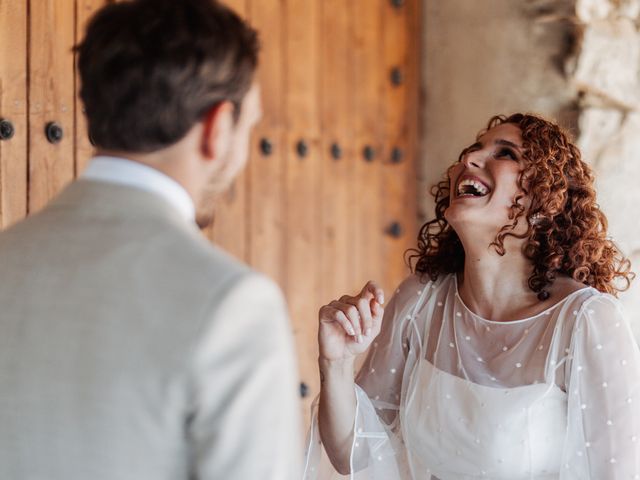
[{"left": 94, "top": 149, "right": 199, "bottom": 204}]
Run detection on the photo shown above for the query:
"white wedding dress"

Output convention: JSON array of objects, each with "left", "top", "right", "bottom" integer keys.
[{"left": 303, "top": 273, "right": 640, "bottom": 479}]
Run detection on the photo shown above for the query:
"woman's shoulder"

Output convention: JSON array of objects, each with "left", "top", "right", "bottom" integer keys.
[
  {"left": 558, "top": 280, "right": 622, "bottom": 316},
  {"left": 388, "top": 272, "right": 455, "bottom": 319},
  {"left": 577, "top": 290, "right": 626, "bottom": 320},
  {"left": 559, "top": 283, "right": 628, "bottom": 336},
  {"left": 564, "top": 290, "right": 639, "bottom": 373},
  {"left": 380, "top": 273, "right": 455, "bottom": 344}
]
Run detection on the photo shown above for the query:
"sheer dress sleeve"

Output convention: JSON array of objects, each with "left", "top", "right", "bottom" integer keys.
[
  {"left": 303, "top": 276, "right": 430, "bottom": 479},
  {"left": 561, "top": 294, "right": 640, "bottom": 479}
]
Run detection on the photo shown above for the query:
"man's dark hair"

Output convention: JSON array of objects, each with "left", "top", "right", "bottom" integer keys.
[{"left": 75, "top": 0, "right": 259, "bottom": 153}]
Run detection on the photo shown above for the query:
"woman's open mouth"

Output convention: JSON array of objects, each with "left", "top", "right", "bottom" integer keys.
[{"left": 455, "top": 176, "right": 491, "bottom": 198}]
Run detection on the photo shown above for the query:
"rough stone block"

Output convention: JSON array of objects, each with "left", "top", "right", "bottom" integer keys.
[
  {"left": 577, "top": 107, "right": 624, "bottom": 162},
  {"left": 579, "top": 111, "right": 640, "bottom": 256},
  {"left": 577, "top": 0, "right": 614, "bottom": 21},
  {"left": 571, "top": 19, "right": 640, "bottom": 107},
  {"left": 576, "top": 0, "right": 640, "bottom": 21}
]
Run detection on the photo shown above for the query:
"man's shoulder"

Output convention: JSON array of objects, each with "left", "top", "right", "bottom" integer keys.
[
  {"left": 163, "top": 225, "right": 253, "bottom": 283},
  {"left": 159, "top": 227, "right": 287, "bottom": 319}
]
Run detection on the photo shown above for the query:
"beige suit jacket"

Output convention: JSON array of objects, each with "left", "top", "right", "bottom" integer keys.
[{"left": 0, "top": 180, "right": 301, "bottom": 479}]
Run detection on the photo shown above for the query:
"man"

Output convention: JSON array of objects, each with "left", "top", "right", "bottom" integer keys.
[{"left": 0, "top": 1, "right": 301, "bottom": 479}]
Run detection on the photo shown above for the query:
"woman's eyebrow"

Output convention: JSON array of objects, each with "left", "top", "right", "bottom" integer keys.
[{"left": 495, "top": 139, "right": 522, "bottom": 150}]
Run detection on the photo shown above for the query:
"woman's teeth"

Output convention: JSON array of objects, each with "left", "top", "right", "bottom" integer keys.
[{"left": 457, "top": 178, "right": 489, "bottom": 197}]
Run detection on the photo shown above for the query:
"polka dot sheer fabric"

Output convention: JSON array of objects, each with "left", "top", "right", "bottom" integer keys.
[{"left": 303, "top": 274, "right": 640, "bottom": 479}]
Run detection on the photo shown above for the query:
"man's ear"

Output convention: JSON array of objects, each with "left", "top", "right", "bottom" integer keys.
[{"left": 200, "top": 101, "right": 234, "bottom": 161}]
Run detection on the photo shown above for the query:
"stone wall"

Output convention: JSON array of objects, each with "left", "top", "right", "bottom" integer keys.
[
  {"left": 420, "top": 0, "right": 639, "bottom": 326},
  {"left": 570, "top": 0, "right": 640, "bottom": 333}
]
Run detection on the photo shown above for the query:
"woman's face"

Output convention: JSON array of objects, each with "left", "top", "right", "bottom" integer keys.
[{"left": 445, "top": 122, "right": 528, "bottom": 238}]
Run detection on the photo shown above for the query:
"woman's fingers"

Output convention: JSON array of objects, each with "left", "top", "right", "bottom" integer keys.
[
  {"left": 360, "top": 280, "right": 385, "bottom": 306},
  {"left": 328, "top": 300, "right": 362, "bottom": 340},
  {"left": 319, "top": 281, "right": 385, "bottom": 345},
  {"left": 371, "top": 299, "right": 385, "bottom": 335},
  {"left": 320, "top": 305, "right": 356, "bottom": 337},
  {"left": 343, "top": 296, "right": 373, "bottom": 338}
]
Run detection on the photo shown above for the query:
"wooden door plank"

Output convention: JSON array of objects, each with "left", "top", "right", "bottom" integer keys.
[
  {"left": 351, "top": 1, "right": 385, "bottom": 297},
  {"left": 319, "top": 0, "right": 353, "bottom": 302},
  {"left": 204, "top": 0, "right": 249, "bottom": 263},
  {"left": 246, "top": 0, "right": 286, "bottom": 287},
  {"left": 0, "top": 0, "right": 28, "bottom": 227},
  {"left": 404, "top": 0, "right": 421, "bottom": 272},
  {"left": 380, "top": 0, "right": 419, "bottom": 295},
  {"left": 284, "top": 0, "right": 322, "bottom": 421},
  {"left": 29, "top": 0, "right": 76, "bottom": 213}
]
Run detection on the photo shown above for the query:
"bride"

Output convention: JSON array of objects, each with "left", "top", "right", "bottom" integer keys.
[{"left": 304, "top": 113, "right": 639, "bottom": 479}]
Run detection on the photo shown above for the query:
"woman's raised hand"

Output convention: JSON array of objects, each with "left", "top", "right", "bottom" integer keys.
[{"left": 318, "top": 281, "right": 385, "bottom": 361}]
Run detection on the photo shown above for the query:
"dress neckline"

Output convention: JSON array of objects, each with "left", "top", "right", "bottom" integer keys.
[
  {"left": 452, "top": 274, "right": 593, "bottom": 324},
  {"left": 420, "top": 358, "right": 567, "bottom": 396}
]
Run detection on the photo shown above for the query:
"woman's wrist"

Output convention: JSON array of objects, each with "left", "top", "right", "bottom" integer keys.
[{"left": 318, "top": 356, "right": 356, "bottom": 384}]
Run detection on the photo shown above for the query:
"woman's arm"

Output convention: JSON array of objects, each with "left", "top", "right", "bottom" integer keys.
[
  {"left": 317, "top": 357, "right": 357, "bottom": 474},
  {"left": 316, "top": 280, "right": 385, "bottom": 474},
  {"left": 562, "top": 294, "right": 640, "bottom": 478},
  {"left": 315, "top": 276, "right": 423, "bottom": 475}
]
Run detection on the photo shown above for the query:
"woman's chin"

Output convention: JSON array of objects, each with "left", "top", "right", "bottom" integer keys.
[
  {"left": 445, "top": 206, "right": 506, "bottom": 234},
  {"left": 444, "top": 202, "right": 483, "bottom": 223}
]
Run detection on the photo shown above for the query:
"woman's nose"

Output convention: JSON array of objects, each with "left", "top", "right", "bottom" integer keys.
[{"left": 462, "top": 150, "right": 485, "bottom": 169}]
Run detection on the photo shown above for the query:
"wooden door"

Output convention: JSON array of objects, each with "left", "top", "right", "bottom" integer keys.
[
  {"left": 207, "top": 0, "right": 422, "bottom": 420},
  {"left": 0, "top": 0, "right": 420, "bottom": 427}
]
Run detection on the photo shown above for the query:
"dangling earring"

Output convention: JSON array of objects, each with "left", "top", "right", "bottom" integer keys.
[{"left": 529, "top": 212, "right": 545, "bottom": 225}]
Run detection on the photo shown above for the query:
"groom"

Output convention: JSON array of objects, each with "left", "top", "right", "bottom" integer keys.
[{"left": 0, "top": 0, "right": 301, "bottom": 479}]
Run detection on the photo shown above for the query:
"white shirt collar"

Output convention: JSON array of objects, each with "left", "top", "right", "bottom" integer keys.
[{"left": 82, "top": 156, "right": 196, "bottom": 223}]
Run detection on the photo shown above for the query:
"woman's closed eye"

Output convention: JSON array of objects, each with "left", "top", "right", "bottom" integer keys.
[{"left": 496, "top": 147, "right": 518, "bottom": 160}]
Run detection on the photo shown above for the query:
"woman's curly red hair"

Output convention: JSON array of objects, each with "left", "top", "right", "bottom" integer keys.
[{"left": 408, "top": 113, "right": 634, "bottom": 297}]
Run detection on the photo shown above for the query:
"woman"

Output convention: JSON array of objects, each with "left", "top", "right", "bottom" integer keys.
[{"left": 304, "top": 114, "right": 638, "bottom": 479}]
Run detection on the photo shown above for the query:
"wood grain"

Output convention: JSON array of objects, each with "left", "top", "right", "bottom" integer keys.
[
  {"left": 246, "top": 0, "right": 286, "bottom": 287},
  {"left": 319, "top": 0, "right": 353, "bottom": 302},
  {"left": 351, "top": 0, "right": 385, "bottom": 296},
  {"left": 283, "top": 0, "right": 322, "bottom": 421},
  {"left": 380, "top": 0, "right": 419, "bottom": 295},
  {"left": 0, "top": 0, "right": 28, "bottom": 227},
  {"left": 28, "top": 0, "right": 76, "bottom": 213}
]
